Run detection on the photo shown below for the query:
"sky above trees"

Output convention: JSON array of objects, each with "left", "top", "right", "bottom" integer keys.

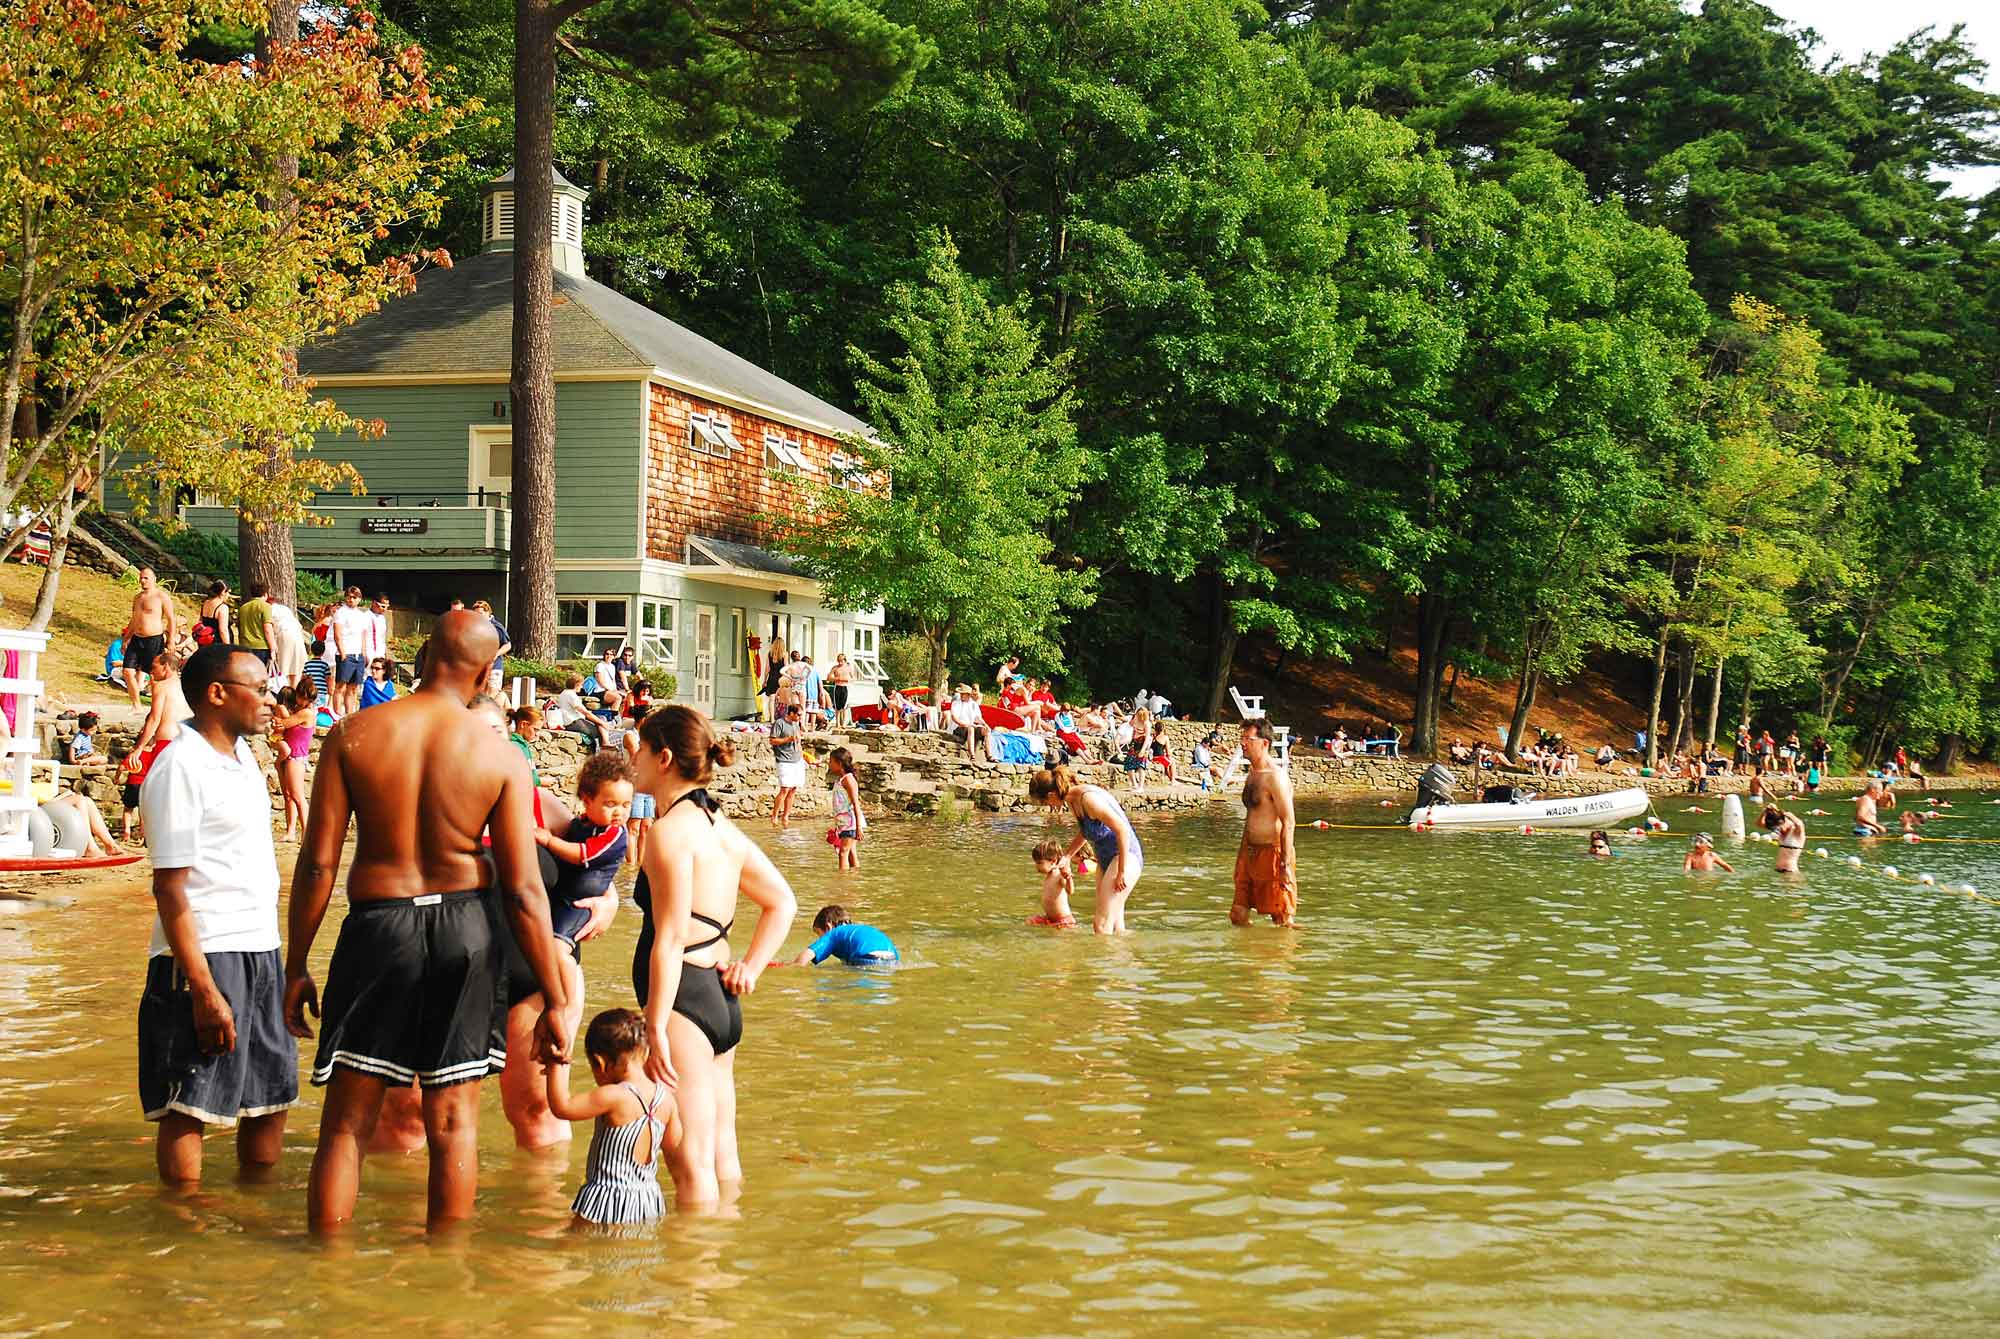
[{"left": 1764, "top": 0, "right": 2000, "bottom": 194}]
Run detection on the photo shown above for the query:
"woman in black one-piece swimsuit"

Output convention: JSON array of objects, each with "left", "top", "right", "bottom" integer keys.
[{"left": 629, "top": 704, "right": 798, "bottom": 1207}]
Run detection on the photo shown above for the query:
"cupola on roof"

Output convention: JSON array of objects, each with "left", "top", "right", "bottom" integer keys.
[{"left": 480, "top": 166, "right": 589, "bottom": 278}]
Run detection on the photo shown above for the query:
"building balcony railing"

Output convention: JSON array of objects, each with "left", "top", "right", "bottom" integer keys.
[{"left": 179, "top": 496, "right": 511, "bottom": 561}]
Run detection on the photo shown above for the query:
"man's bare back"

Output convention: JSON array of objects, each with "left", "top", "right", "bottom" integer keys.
[
  {"left": 1855, "top": 791, "right": 1877, "bottom": 828},
  {"left": 318, "top": 692, "right": 526, "bottom": 900}
]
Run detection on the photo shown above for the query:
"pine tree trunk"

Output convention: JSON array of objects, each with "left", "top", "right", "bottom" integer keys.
[
  {"left": 1505, "top": 663, "right": 1540, "bottom": 766},
  {"left": 1936, "top": 732, "right": 1963, "bottom": 776},
  {"left": 925, "top": 627, "right": 950, "bottom": 705},
  {"left": 1411, "top": 592, "right": 1449, "bottom": 757},
  {"left": 1703, "top": 651, "right": 1726, "bottom": 749},
  {"left": 1737, "top": 664, "right": 1754, "bottom": 732},
  {"left": 237, "top": 0, "right": 302, "bottom": 609},
  {"left": 1643, "top": 621, "right": 1668, "bottom": 770},
  {"left": 508, "top": 0, "right": 561, "bottom": 658},
  {"left": 1203, "top": 569, "right": 1238, "bottom": 720},
  {"left": 1667, "top": 641, "right": 1692, "bottom": 758}
]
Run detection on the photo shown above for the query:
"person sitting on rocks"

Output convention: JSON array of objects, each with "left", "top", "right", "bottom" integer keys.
[{"left": 945, "top": 685, "right": 992, "bottom": 764}]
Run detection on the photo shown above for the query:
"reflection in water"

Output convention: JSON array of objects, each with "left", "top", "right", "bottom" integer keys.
[{"left": 4, "top": 797, "right": 2000, "bottom": 1333}]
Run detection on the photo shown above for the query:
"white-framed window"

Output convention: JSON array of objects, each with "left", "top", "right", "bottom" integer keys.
[
  {"left": 728, "top": 607, "right": 745, "bottom": 672},
  {"left": 639, "top": 596, "right": 679, "bottom": 668},
  {"left": 850, "top": 624, "right": 883, "bottom": 680},
  {"left": 765, "top": 433, "right": 812, "bottom": 475},
  {"left": 688, "top": 412, "right": 739, "bottom": 458},
  {"left": 556, "top": 597, "right": 628, "bottom": 660},
  {"left": 828, "top": 449, "right": 873, "bottom": 492}
]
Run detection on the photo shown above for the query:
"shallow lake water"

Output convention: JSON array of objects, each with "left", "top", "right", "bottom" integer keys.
[{"left": 5, "top": 794, "right": 2000, "bottom": 1336}]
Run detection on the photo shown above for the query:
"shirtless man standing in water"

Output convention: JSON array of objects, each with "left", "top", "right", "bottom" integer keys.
[
  {"left": 122, "top": 567, "right": 178, "bottom": 710},
  {"left": 1854, "top": 779, "right": 1896, "bottom": 837},
  {"left": 1232, "top": 719, "right": 1298, "bottom": 927},
  {"left": 283, "top": 611, "right": 571, "bottom": 1230}
]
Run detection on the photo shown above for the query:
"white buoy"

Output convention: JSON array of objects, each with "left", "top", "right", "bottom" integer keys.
[
  {"left": 1964, "top": 885, "right": 1980, "bottom": 896},
  {"left": 1846, "top": 855, "right": 1863, "bottom": 868},
  {"left": 1883, "top": 865, "right": 1900, "bottom": 878},
  {"left": 1903, "top": 833, "right": 1921, "bottom": 844},
  {"left": 1919, "top": 873, "right": 1936, "bottom": 885},
  {"left": 1813, "top": 847, "right": 1828, "bottom": 858},
  {"left": 1720, "top": 793, "right": 1745, "bottom": 840}
]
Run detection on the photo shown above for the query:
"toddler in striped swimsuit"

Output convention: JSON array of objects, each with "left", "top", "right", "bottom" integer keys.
[{"left": 547, "top": 1007, "right": 680, "bottom": 1228}]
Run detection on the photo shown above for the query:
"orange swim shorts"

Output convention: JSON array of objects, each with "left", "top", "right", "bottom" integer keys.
[{"left": 1232, "top": 842, "right": 1297, "bottom": 920}]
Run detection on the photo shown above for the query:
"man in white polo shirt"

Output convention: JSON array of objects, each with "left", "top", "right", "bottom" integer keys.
[{"left": 138, "top": 643, "right": 297, "bottom": 1185}]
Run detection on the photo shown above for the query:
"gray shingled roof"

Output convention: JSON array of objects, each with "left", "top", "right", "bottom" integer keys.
[{"left": 299, "top": 250, "right": 871, "bottom": 439}]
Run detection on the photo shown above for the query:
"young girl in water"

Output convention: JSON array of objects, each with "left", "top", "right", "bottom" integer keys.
[
  {"left": 546, "top": 1007, "right": 679, "bottom": 1229},
  {"left": 826, "top": 746, "right": 865, "bottom": 870},
  {"left": 1029, "top": 838, "right": 1078, "bottom": 927},
  {"left": 270, "top": 684, "right": 314, "bottom": 841}
]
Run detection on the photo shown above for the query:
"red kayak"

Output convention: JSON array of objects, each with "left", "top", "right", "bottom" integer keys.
[
  {"left": 981, "top": 704, "right": 1026, "bottom": 730},
  {"left": 854, "top": 685, "right": 934, "bottom": 727},
  {"left": 0, "top": 851, "right": 144, "bottom": 873}
]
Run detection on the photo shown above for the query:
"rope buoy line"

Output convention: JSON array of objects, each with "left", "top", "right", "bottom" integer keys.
[
  {"left": 1304, "top": 809, "right": 2000, "bottom": 905},
  {"left": 1302, "top": 820, "right": 2000, "bottom": 842}
]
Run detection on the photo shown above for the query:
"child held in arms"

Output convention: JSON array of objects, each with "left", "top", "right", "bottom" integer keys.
[
  {"left": 534, "top": 750, "right": 634, "bottom": 962},
  {"left": 1029, "top": 838, "right": 1078, "bottom": 927},
  {"left": 785, "top": 905, "right": 899, "bottom": 967}
]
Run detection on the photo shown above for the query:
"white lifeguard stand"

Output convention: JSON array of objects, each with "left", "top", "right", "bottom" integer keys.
[
  {"left": 0, "top": 626, "right": 51, "bottom": 857},
  {"left": 1220, "top": 684, "right": 1291, "bottom": 787}
]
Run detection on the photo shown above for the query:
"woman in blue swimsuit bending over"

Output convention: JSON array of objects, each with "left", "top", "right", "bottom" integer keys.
[
  {"left": 632, "top": 705, "right": 797, "bottom": 1209},
  {"left": 1029, "top": 764, "right": 1144, "bottom": 934}
]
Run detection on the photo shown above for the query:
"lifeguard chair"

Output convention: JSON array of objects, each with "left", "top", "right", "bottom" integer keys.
[{"left": 1220, "top": 685, "right": 1290, "bottom": 787}]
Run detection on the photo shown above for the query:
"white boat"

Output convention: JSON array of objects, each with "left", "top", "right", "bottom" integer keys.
[{"left": 1405, "top": 765, "right": 1651, "bottom": 830}]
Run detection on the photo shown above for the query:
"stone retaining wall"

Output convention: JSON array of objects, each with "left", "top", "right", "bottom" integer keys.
[{"left": 41, "top": 712, "right": 1988, "bottom": 831}]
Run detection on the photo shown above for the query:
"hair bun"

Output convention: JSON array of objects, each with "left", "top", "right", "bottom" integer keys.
[{"left": 708, "top": 737, "right": 737, "bottom": 769}]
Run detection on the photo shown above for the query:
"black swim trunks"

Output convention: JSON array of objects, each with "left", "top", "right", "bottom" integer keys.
[
  {"left": 311, "top": 890, "right": 505, "bottom": 1088},
  {"left": 123, "top": 633, "right": 166, "bottom": 674}
]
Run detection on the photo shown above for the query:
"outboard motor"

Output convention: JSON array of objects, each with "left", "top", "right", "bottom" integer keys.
[{"left": 1416, "top": 763, "right": 1458, "bottom": 810}]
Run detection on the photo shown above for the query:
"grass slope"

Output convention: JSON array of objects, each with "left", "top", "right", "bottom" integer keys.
[{"left": 0, "top": 561, "right": 201, "bottom": 708}]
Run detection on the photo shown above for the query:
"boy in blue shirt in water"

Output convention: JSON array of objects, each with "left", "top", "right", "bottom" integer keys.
[{"left": 785, "top": 905, "right": 898, "bottom": 966}]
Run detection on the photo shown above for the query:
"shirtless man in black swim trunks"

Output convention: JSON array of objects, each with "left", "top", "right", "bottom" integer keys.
[
  {"left": 122, "top": 566, "right": 178, "bottom": 711},
  {"left": 284, "top": 611, "right": 572, "bottom": 1230}
]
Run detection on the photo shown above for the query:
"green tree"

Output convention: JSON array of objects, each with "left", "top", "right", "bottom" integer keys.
[
  {"left": 0, "top": 0, "right": 458, "bottom": 616},
  {"left": 1332, "top": 159, "right": 1706, "bottom": 755},
  {"left": 773, "top": 239, "right": 1093, "bottom": 701}
]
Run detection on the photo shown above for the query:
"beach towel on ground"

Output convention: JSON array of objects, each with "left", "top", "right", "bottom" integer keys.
[{"left": 993, "top": 731, "right": 1045, "bottom": 765}]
